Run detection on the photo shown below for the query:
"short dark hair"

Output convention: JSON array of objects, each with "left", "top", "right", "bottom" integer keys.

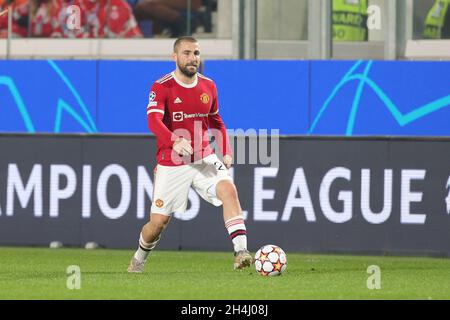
[{"left": 173, "top": 36, "right": 199, "bottom": 53}]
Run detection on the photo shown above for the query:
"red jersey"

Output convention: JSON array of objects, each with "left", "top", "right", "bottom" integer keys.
[{"left": 147, "top": 72, "right": 232, "bottom": 166}]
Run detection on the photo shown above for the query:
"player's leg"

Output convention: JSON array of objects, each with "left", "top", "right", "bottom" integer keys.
[
  {"left": 215, "top": 180, "right": 252, "bottom": 270},
  {"left": 128, "top": 213, "right": 171, "bottom": 273},
  {"left": 141, "top": 213, "right": 171, "bottom": 243},
  {"left": 215, "top": 180, "right": 247, "bottom": 250},
  {"left": 192, "top": 154, "right": 252, "bottom": 270},
  {"left": 215, "top": 179, "right": 242, "bottom": 221},
  {"left": 128, "top": 164, "right": 194, "bottom": 273}
]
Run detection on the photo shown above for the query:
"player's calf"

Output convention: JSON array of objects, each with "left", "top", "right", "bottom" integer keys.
[{"left": 128, "top": 214, "right": 170, "bottom": 273}]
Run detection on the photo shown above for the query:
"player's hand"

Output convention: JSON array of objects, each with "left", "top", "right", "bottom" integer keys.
[
  {"left": 173, "top": 137, "right": 193, "bottom": 157},
  {"left": 223, "top": 154, "right": 233, "bottom": 169}
]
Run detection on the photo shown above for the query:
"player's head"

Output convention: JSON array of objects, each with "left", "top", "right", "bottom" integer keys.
[{"left": 173, "top": 36, "right": 200, "bottom": 78}]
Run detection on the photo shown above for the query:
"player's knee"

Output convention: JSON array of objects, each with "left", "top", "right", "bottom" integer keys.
[
  {"left": 216, "top": 180, "right": 238, "bottom": 203},
  {"left": 149, "top": 214, "right": 171, "bottom": 232}
]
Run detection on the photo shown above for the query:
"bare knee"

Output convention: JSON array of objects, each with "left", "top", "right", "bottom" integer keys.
[
  {"left": 149, "top": 213, "right": 171, "bottom": 233},
  {"left": 216, "top": 180, "right": 238, "bottom": 203}
]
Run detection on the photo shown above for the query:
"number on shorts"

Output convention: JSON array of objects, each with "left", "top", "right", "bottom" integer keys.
[{"left": 214, "top": 161, "right": 225, "bottom": 171}]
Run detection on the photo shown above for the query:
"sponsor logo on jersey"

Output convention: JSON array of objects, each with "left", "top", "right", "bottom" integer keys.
[
  {"left": 173, "top": 111, "right": 184, "bottom": 122},
  {"left": 173, "top": 111, "right": 209, "bottom": 122},
  {"left": 200, "top": 93, "right": 210, "bottom": 104},
  {"left": 183, "top": 112, "right": 209, "bottom": 119}
]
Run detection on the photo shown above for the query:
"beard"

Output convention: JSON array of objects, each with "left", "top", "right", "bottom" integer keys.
[{"left": 178, "top": 61, "right": 198, "bottom": 78}]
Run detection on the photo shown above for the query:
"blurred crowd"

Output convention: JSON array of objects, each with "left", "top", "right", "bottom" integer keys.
[
  {"left": 0, "top": 0, "right": 211, "bottom": 38},
  {"left": 332, "top": 0, "right": 450, "bottom": 41}
]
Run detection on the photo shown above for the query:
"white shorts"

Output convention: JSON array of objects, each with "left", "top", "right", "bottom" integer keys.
[{"left": 151, "top": 154, "right": 233, "bottom": 216}]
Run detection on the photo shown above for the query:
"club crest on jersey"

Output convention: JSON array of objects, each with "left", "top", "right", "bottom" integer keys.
[
  {"left": 155, "top": 199, "right": 164, "bottom": 208},
  {"left": 149, "top": 91, "right": 156, "bottom": 102},
  {"left": 200, "top": 93, "right": 210, "bottom": 104}
]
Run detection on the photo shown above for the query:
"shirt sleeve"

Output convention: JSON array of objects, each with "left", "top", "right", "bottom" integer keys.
[
  {"left": 147, "top": 82, "right": 178, "bottom": 147},
  {"left": 208, "top": 84, "right": 233, "bottom": 157}
]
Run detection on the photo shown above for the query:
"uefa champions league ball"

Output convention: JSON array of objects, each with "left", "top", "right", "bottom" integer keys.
[{"left": 254, "top": 245, "right": 287, "bottom": 276}]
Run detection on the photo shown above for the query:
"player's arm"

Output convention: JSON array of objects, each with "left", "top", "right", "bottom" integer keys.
[
  {"left": 147, "top": 83, "right": 192, "bottom": 156},
  {"left": 208, "top": 85, "right": 233, "bottom": 167}
]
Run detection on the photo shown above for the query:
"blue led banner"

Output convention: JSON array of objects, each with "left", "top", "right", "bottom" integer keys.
[
  {"left": 1, "top": 60, "right": 449, "bottom": 136},
  {"left": 309, "top": 61, "right": 450, "bottom": 136},
  {"left": 0, "top": 60, "right": 97, "bottom": 133}
]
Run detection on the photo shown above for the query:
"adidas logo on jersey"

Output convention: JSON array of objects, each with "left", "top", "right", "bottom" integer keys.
[{"left": 174, "top": 97, "right": 183, "bottom": 104}]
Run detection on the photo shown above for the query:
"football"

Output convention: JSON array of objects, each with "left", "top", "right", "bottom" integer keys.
[{"left": 254, "top": 244, "right": 287, "bottom": 276}]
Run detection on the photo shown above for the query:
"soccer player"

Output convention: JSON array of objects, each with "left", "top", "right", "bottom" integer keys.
[{"left": 127, "top": 36, "right": 252, "bottom": 273}]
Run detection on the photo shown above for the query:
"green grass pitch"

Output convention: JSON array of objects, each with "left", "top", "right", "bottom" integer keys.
[{"left": 1, "top": 247, "right": 449, "bottom": 300}]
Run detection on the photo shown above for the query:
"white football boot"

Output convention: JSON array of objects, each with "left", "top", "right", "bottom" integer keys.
[
  {"left": 233, "top": 250, "right": 253, "bottom": 270},
  {"left": 127, "top": 257, "right": 146, "bottom": 273}
]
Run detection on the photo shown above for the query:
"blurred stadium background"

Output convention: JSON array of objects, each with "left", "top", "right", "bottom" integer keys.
[{"left": 0, "top": 0, "right": 450, "bottom": 299}]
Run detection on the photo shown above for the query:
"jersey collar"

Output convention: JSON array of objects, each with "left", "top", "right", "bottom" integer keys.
[{"left": 171, "top": 71, "right": 198, "bottom": 88}]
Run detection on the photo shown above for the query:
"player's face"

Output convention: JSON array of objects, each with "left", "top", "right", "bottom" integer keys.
[{"left": 174, "top": 42, "right": 201, "bottom": 78}]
